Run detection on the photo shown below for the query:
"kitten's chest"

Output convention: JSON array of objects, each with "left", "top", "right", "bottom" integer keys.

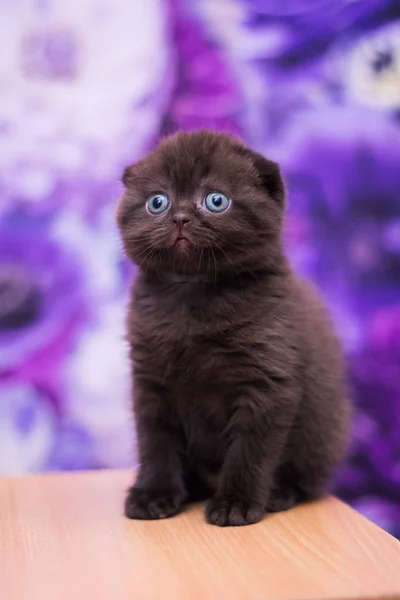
[
  {"left": 134, "top": 276, "right": 250, "bottom": 336},
  {"left": 166, "top": 337, "right": 234, "bottom": 455},
  {"left": 132, "top": 282, "right": 256, "bottom": 463},
  {"left": 133, "top": 280, "right": 243, "bottom": 366}
]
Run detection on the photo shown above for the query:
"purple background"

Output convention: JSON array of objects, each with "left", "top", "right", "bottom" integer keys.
[{"left": 1, "top": 0, "right": 399, "bottom": 536}]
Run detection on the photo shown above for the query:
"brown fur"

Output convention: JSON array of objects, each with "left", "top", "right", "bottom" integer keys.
[{"left": 117, "top": 130, "right": 350, "bottom": 527}]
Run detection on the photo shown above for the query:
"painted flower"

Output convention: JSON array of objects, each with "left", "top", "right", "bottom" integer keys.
[
  {"left": 161, "top": 0, "right": 243, "bottom": 135},
  {"left": 329, "top": 22, "right": 400, "bottom": 110},
  {"left": 64, "top": 300, "right": 134, "bottom": 469},
  {"left": 0, "top": 381, "right": 57, "bottom": 474},
  {"left": 239, "top": 0, "right": 400, "bottom": 63},
  {"left": 198, "top": 1, "right": 400, "bottom": 144},
  {"left": 0, "top": 0, "right": 174, "bottom": 216},
  {"left": 0, "top": 213, "right": 87, "bottom": 384},
  {"left": 275, "top": 106, "right": 400, "bottom": 342},
  {"left": 46, "top": 421, "right": 96, "bottom": 471}
]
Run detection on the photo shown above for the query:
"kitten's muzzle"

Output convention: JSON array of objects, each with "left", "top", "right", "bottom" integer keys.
[
  {"left": 173, "top": 234, "right": 192, "bottom": 248},
  {"left": 171, "top": 214, "right": 192, "bottom": 248},
  {"left": 172, "top": 215, "right": 191, "bottom": 232}
]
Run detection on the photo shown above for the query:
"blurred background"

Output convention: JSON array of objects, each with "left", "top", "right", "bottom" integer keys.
[{"left": 1, "top": 0, "right": 400, "bottom": 537}]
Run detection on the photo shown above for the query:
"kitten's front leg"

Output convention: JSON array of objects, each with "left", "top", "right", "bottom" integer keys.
[
  {"left": 125, "top": 379, "right": 187, "bottom": 521},
  {"left": 206, "top": 386, "right": 298, "bottom": 527}
]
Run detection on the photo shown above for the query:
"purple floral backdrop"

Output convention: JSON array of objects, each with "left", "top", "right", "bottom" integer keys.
[{"left": 1, "top": 0, "right": 399, "bottom": 536}]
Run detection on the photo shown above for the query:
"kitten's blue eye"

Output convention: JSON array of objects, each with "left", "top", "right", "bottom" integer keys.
[
  {"left": 146, "top": 194, "right": 170, "bottom": 215},
  {"left": 204, "top": 192, "right": 230, "bottom": 213}
]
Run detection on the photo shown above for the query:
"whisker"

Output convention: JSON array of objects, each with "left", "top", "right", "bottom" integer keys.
[
  {"left": 197, "top": 246, "right": 204, "bottom": 278},
  {"left": 212, "top": 242, "right": 236, "bottom": 273},
  {"left": 154, "top": 248, "right": 163, "bottom": 279},
  {"left": 134, "top": 243, "right": 158, "bottom": 260},
  {"left": 210, "top": 247, "right": 217, "bottom": 286},
  {"left": 138, "top": 247, "right": 157, "bottom": 272},
  {"left": 213, "top": 239, "right": 259, "bottom": 283}
]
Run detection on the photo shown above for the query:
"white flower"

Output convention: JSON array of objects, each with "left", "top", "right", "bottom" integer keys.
[
  {"left": 64, "top": 300, "right": 135, "bottom": 468},
  {"left": 51, "top": 204, "right": 124, "bottom": 301},
  {"left": 0, "top": 382, "right": 56, "bottom": 474},
  {"left": 333, "top": 23, "right": 400, "bottom": 109},
  {"left": 0, "top": 0, "right": 174, "bottom": 205}
]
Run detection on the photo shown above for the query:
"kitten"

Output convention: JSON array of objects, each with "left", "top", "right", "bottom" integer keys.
[{"left": 117, "top": 130, "right": 350, "bottom": 527}]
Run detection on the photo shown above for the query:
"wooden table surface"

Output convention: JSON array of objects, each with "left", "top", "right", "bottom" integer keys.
[{"left": 1, "top": 470, "right": 400, "bottom": 600}]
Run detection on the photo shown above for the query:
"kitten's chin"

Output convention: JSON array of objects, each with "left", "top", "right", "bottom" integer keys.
[
  {"left": 174, "top": 237, "right": 191, "bottom": 251},
  {"left": 171, "top": 233, "right": 195, "bottom": 256}
]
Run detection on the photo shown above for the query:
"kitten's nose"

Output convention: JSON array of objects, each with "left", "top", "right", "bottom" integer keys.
[{"left": 172, "top": 215, "right": 191, "bottom": 229}]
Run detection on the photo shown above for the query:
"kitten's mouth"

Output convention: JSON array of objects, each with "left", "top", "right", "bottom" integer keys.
[{"left": 173, "top": 235, "right": 191, "bottom": 248}]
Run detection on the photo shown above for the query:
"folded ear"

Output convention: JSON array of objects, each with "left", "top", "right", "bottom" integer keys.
[
  {"left": 121, "top": 165, "right": 135, "bottom": 186},
  {"left": 117, "top": 166, "right": 136, "bottom": 228},
  {"left": 235, "top": 145, "right": 286, "bottom": 208}
]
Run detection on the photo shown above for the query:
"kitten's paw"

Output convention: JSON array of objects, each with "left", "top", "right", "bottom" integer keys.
[
  {"left": 124, "top": 486, "right": 185, "bottom": 520},
  {"left": 205, "top": 496, "right": 264, "bottom": 527},
  {"left": 267, "top": 488, "right": 297, "bottom": 513}
]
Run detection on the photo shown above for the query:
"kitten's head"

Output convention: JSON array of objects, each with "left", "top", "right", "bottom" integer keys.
[{"left": 117, "top": 130, "right": 286, "bottom": 278}]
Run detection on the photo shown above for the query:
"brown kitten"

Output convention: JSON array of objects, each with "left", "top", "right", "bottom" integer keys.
[{"left": 117, "top": 130, "right": 350, "bottom": 527}]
